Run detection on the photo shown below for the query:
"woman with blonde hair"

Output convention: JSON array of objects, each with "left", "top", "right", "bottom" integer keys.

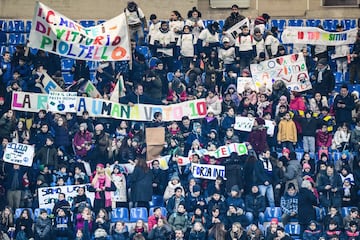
[
  {"left": 208, "top": 222, "right": 226, "bottom": 240},
  {"left": 130, "top": 219, "right": 148, "bottom": 240},
  {"left": 226, "top": 222, "right": 247, "bottom": 240}
]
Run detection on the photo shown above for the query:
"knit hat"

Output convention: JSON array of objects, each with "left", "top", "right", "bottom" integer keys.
[
  {"left": 171, "top": 175, "right": 180, "bottom": 181},
  {"left": 303, "top": 163, "right": 311, "bottom": 170},
  {"left": 282, "top": 148, "right": 290, "bottom": 154},
  {"left": 37, "top": 175, "right": 45, "bottom": 183},
  {"left": 231, "top": 185, "right": 240, "bottom": 192},
  {"left": 79, "top": 122, "right": 87, "bottom": 130},
  {"left": 271, "top": 218, "right": 279, "bottom": 224},
  {"left": 254, "top": 27, "right": 261, "bottom": 34},
  {"left": 318, "top": 58, "right": 328, "bottom": 66},
  {"left": 193, "top": 185, "right": 201, "bottom": 193},
  {"left": 133, "top": 123, "right": 141, "bottom": 131}
]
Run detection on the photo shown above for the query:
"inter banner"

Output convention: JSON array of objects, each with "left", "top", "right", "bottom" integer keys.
[
  {"left": 282, "top": 27, "right": 358, "bottom": 46},
  {"left": 28, "top": 2, "right": 131, "bottom": 61}
]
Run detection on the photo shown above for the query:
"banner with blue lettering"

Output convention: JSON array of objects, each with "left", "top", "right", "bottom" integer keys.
[
  {"left": 191, "top": 163, "right": 226, "bottom": 180},
  {"left": 48, "top": 91, "right": 77, "bottom": 112},
  {"left": 4, "top": 143, "right": 34, "bottom": 167},
  {"left": 28, "top": 2, "right": 131, "bottom": 61}
]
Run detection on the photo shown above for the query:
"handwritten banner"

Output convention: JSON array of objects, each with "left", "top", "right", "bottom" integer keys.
[
  {"left": 237, "top": 77, "right": 257, "bottom": 93},
  {"left": 28, "top": 2, "right": 131, "bottom": 61},
  {"left": 42, "top": 72, "right": 64, "bottom": 93},
  {"left": 48, "top": 91, "right": 77, "bottom": 112},
  {"left": 223, "top": 18, "right": 250, "bottom": 45},
  {"left": 282, "top": 27, "right": 358, "bottom": 46},
  {"left": 11, "top": 92, "right": 207, "bottom": 121},
  {"left": 234, "top": 116, "right": 255, "bottom": 132},
  {"left": 4, "top": 143, "right": 34, "bottom": 167},
  {"left": 81, "top": 80, "right": 102, "bottom": 98},
  {"left": 250, "top": 53, "right": 312, "bottom": 92},
  {"left": 38, "top": 184, "right": 94, "bottom": 210},
  {"left": 192, "top": 163, "right": 226, "bottom": 180}
]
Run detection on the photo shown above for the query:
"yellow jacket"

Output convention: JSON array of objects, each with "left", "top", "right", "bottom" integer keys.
[{"left": 277, "top": 119, "right": 297, "bottom": 143}]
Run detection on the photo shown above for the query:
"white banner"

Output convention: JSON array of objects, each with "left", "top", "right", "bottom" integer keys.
[
  {"left": 42, "top": 72, "right": 64, "bottom": 93},
  {"left": 3, "top": 143, "right": 34, "bottom": 167},
  {"left": 265, "top": 120, "right": 275, "bottom": 136},
  {"left": 234, "top": 116, "right": 255, "bottom": 132},
  {"left": 38, "top": 184, "right": 95, "bottom": 210},
  {"left": 223, "top": 18, "right": 250, "bottom": 45},
  {"left": 48, "top": 91, "right": 77, "bottom": 112},
  {"left": 81, "top": 80, "right": 102, "bottom": 98},
  {"left": 191, "top": 163, "right": 226, "bottom": 180},
  {"left": 29, "top": 2, "right": 131, "bottom": 61},
  {"left": 250, "top": 53, "right": 312, "bottom": 92},
  {"left": 282, "top": 27, "right": 358, "bottom": 46},
  {"left": 237, "top": 77, "right": 257, "bottom": 93}
]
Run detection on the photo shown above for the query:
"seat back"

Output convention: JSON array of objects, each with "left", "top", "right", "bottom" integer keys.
[
  {"left": 264, "top": 207, "right": 282, "bottom": 222},
  {"left": 15, "top": 208, "right": 34, "bottom": 220},
  {"left": 111, "top": 207, "right": 130, "bottom": 223},
  {"left": 149, "top": 207, "right": 167, "bottom": 218},
  {"left": 130, "top": 207, "right": 148, "bottom": 222}
]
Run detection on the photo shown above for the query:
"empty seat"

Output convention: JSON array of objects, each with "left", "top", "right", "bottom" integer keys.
[
  {"left": 34, "top": 208, "right": 52, "bottom": 220},
  {"left": 323, "top": 19, "right": 339, "bottom": 31},
  {"left": 149, "top": 195, "right": 165, "bottom": 208},
  {"left": 97, "top": 20, "right": 106, "bottom": 25},
  {"left": 61, "top": 58, "right": 75, "bottom": 71},
  {"left": 148, "top": 57, "right": 159, "bottom": 69},
  {"left": 62, "top": 72, "right": 74, "bottom": 85},
  {"left": 8, "top": 33, "right": 25, "bottom": 45},
  {"left": 111, "top": 207, "right": 130, "bottom": 223},
  {"left": 306, "top": 19, "right": 322, "bottom": 27},
  {"left": 288, "top": 19, "right": 304, "bottom": 27},
  {"left": 344, "top": 19, "right": 357, "bottom": 30},
  {"left": 341, "top": 206, "right": 357, "bottom": 217},
  {"left": 271, "top": 19, "right": 286, "bottom": 31},
  {"left": 88, "top": 61, "right": 100, "bottom": 71},
  {"left": 334, "top": 72, "right": 343, "bottom": 84},
  {"left": 7, "top": 20, "right": 25, "bottom": 33},
  {"left": 218, "top": 19, "right": 225, "bottom": 29},
  {"left": 15, "top": 208, "right": 34, "bottom": 220},
  {"left": 264, "top": 207, "right": 282, "bottom": 222},
  {"left": 130, "top": 207, "right": 148, "bottom": 222},
  {"left": 79, "top": 20, "right": 96, "bottom": 28},
  {"left": 149, "top": 207, "right": 167, "bottom": 218},
  {"left": 25, "top": 20, "right": 32, "bottom": 33}
]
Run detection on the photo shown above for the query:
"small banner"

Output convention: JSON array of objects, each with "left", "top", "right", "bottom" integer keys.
[
  {"left": 3, "top": 143, "right": 34, "bottom": 167},
  {"left": 234, "top": 116, "right": 255, "bottom": 132},
  {"left": 191, "top": 163, "right": 226, "bottom": 180},
  {"left": 223, "top": 18, "right": 250, "bottom": 45},
  {"left": 48, "top": 91, "right": 77, "bottom": 112}
]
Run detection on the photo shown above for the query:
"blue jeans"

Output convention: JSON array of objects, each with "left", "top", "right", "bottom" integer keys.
[
  {"left": 246, "top": 211, "right": 265, "bottom": 224},
  {"left": 258, "top": 184, "right": 275, "bottom": 207}
]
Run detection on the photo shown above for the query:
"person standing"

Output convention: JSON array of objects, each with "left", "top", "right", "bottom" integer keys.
[
  {"left": 130, "top": 158, "right": 153, "bottom": 209},
  {"left": 124, "top": 1, "right": 148, "bottom": 45},
  {"left": 333, "top": 84, "right": 355, "bottom": 127},
  {"left": 5, "top": 164, "right": 26, "bottom": 210},
  {"left": 222, "top": 5, "right": 246, "bottom": 32}
]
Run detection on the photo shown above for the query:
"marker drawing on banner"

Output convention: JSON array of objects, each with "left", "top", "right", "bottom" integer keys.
[
  {"left": 223, "top": 18, "right": 250, "bottom": 45},
  {"left": 191, "top": 163, "right": 226, "bottom": 180},
  {"left": 12, "top": 91, "right": 207, "bottom": 121},
  {"left": 48, "top": 91, "right": 77, "bottom": 113},
  {"left": 250, "top": 53, "right": 312, "bottom": 92},
  {"left": 265, "top": 120, "right": 276, "bottom": 136},
  {"left": 42, "top": 71, "right": 64, "bottom": 93},
  {"left": 4, "top": 143, "right": 34, "bottom": 167},
  {"left": 28, "top": 2, "right": 131, "bottom": 61},
  {"left": 282, "top": 27, "right": 358, "bottom": 46},
  {"left": 234, "top": 116, "right": 255, "bottom": 132},
  {"left": 237, "top": 77, "right": 257, "bottom": 93}
]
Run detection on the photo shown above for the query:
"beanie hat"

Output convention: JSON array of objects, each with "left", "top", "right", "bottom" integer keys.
[
  {"left": 271, "top": 218, "right": 279, "bottom": 224},
  {"left": 193, "top": 185, "right": 201, "bottom": 193},
  {"left": 282, "top": 148, "right": 290, "bottom": 154},
  {"left": 231, "top": 185, "right": 240, "bottom": 192},
  {"left": 79, "top": 122, "right": 88, "bottom": 130}
]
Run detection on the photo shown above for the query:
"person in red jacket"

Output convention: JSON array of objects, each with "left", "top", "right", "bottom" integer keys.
[{"left": 148, "top": 207, "right": 166, "bottom": 231}]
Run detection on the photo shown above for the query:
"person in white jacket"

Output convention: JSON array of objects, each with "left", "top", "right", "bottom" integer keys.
[
  {"left": 163, "top": 175, "right": 185, "bottom": 202},
  {"left": 332, "top": 24, "right": 350, "bottom": 79}
]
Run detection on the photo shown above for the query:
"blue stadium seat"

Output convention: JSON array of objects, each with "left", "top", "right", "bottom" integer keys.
[
  {"left": 331, "top": 151, "right": 341, "bottom": 163},
  {"left": 149, "top": 195, "right": 164, "bottom": 207},
  {"left": 344, "top": 19, "right": 357, "bottom": 30},
  {"left": 0, "top": 46, "right": 7, "bottom": 55},
  {"left": 218, "top": 19, "right": 225, "bottom": 29},
  {"left": 149, "top": 207, "right": 167, "bottom": 217},
  {"left": 88, "top": 61, "right": 99, "bottom": 71},
  {"left": 264, "top": 207, "right": 282, "bottom": 222},
  {"left": 285, "top": 224, "right": 301, "bottom": 239},
  {"left": 341, "top": 206, "right": 356, "bottom": 217},
  {"left": 15, "top": 208, "right": 34, "bottom": 220},
  {"left": 97, "top": 20, "right": 106, "bottom": 25},
  {"left": 79, "top": 20, "right": 96, "bottom": 28},
  {"left": 62, "top": 72, "right": 74, "bottom": 85},
  {"left": 323, "top": 19, "right": 339, "bottom": 31},
  {"left": 8, "top": 33, "right": 26, "bottom": 45},
  {"left": 295, "top": 151, "right": 303, "bottom": 161},
  {"left": 0, "top": 20, "right": 7, "bottom": 32},
  {"left": 25, "top": 20, "right": 32, "bottom": 33},
  {"left": 271, "top": 19, "right": 286, "bottom": 31},
  {"left": 34, "top": 208, "right": 52, "bottom": 220},
  {"left": 137, "top": 46, "right": 151, "bottom": 59},
  {"left": 206, "top": 20, "right": 214, "bottom": 28},
  {"left": 130, "top": 207, "right": 148, "bottom": 222},
  {"left": 167, "top": 72, "right": 174, "bottom": 82},
  {"left": 334, "top": 72, "right": 343, "bottom": 84},
  {"left": 306, "top": 19, "right": 322, "bottom": 27},
  {"left": 7, "top": 20, "right": 25, "bottom": 33},
  {"left": 148, "top": 57, "right": 159, "bottom": 69},
  {"left": 61, "top": 58, "right": 75, "bottom": 71},
  {"left": 288, "top": 19, "right": 304, "bottom": 27},
  {"left": 315, "top": 207, "right": 325, "bottom": 222},
  {"left": 111, "top": 207, "right": 129, "bottom": 223}
]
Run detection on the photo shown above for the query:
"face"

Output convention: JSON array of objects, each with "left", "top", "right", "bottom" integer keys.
[
  {"left": 175, "top": 189, "right": 182, "bottom": 197},
  {"left": 152, "top": 160, "right": 160, "bottom": 169},
  {"left": 340, "top": 87, "right": 348, "bottom": 96},
  {"left": 136, "top": 85, "right": 144, "bottom": 95},
  {"left": 326, "top": 166, "right": 334, "bottom": 176},
  {"left": 315, "top": 93, "right": 321, "bottom": 101},
  {"left": 232, "top": 224, "right": 239, "bottom": 232},
  {"left": 57, "top": 117, "right": 64, "bottom": 126},
  {"left": 287, "top": 187, "right": 296, "bottom": 196}
]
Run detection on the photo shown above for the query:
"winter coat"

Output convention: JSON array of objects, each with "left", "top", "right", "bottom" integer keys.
[
  {"left": 34, "top": 217, "right": 52, "bottom": 239},
  {"left": 316, "top": 171, "right": 343, "bottom": 208},
  {"left": 163, "top": 181, "right": 185, "bottom": 202},
  {"left": 334, "top": 93, "right": 355, "bottom": 125},
  {"left": 188, "top": 230, "right": 206, "bottom": 240},
  {"left": 148, "top": 224, "right": 173, "bottom": 240},
  {"left": 280, "top": 192, "right": 298, "bottom": 216},
  {"left": 73, "top": 130, "right": 92, "bottom": 157},
  {"left": 303, "top": 227, "right": 322, "bottom": 240},
  {"left": 35, "top": 145, "right": 58, "bottom": 168},
  {"left": 226, "top": 210, "right": 249, "bottom": 229},
  {"left": 54, "top": 215, "right": 73, "bottom": 238},
  {"left": 53, "top": 125, "right": 70, "bottom": 148},
  {"left": 284, "top": 159, "right": 303, "bottom": 191},
  {"left": 254, "top": 157, "right": 275, "bottom": 185},
  {"left": 168, "top": 212, "right": 189, "bottom": 233},
  {"left": 316, "top": 130, "right": 332, "bottom": 148},
  {"left": 311, "top": 66, "right": 335, "bottom": 96},
  {"left": 245, "top": 192, "right": 266, "bottom": 216},
  {"left": 0, "top": 115, "right": 16, "bottom": 140},
  {"left": 248, "top": 126, "right": 268, "bottom": 154},
  {"left": 298, "top": 188, "right": 317, "bottom": 225},
  {"left": 277, "top": 119, "right": 297, "bottom": 143},
  {"left": 111, "top": 229, "right": 129, "bottom": 240},
  {"left": 130, "top": 166, "right": 153, "bottom": 202}
]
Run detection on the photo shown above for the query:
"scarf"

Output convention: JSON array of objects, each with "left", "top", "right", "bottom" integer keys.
[{"left": 261, "top": 157, "right": 273, "bottom": 172}]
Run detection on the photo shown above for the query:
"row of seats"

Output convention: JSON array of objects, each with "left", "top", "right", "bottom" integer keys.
[{"left": 14, "top": 208, "right": 52, "bottom": 220}]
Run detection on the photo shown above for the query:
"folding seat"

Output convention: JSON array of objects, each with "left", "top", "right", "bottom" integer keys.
[
  {"left": 334, "top": 72, "right": 343, "bottom": 84},
  {"left": 7, "top": 20, "right": 25, "bottom": 33},
  {"left": 344, "top": 19, "right": 357, "bottom": 30},
  {"left": 25, "top": 20, "right": 32, "bottom": 33},
  {"left": 130, "top": 207, "right": 148, "bottom": 222},
  {"left": 306, "top": 19, "right": 322, "bottom": 27},
  {"left": 341, "top": 206, "right": 357, "bottom": 217},
  {"left": 284, "top": 224, "right": 301, "bottom": 239},
  {"left": 15, "top": 208, "right": 34, "bottom": 220},
  {"left": 218, "top": 19, "right": 225, "bottom": 29},
  {"left": 61, "top": 58, "right": 75, "bottom": 71},
  {"left": 34, "top": 208, "right": 52, "bottom": 220},
  {"left": 149, "top": 195, "right": 165, "bottom": 207},
  {"left": 288, "top": 19, "right": 304, "bottom": 27},
  {"left": 88, "top": 61, "right": 99, "bottom": 72},
  {"left": 148, "top": 57, "right": 159, "bottom": 69},
  {"left": 271, "top": 19, "right": 286, "bottom": 31},
  {"left": 8, "top": 33, "right": 24, "bottom": 45},
  {"left": 137, "top": 46, "right": 151, "bottom": 59},
  {"left": 111, "top": 207, "right": 130, "bottom": 223},
  {"left": 62, "top": 72, "right": 74, "bottom": 85},
  {"left": 323, "top": 19, "right": 339, "bottom": 31},
  {"left": 264, "top": 207, "right": 282, "bottom": 222},
  {"left": 79, "top": 20, "right": 96, "bottom": 28},
  {"left": 149, "top": 207, "right": 167, "bottom": 217}
]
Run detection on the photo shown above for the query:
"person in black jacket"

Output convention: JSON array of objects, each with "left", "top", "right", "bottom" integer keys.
[
  {"left": 5, "top": 164, "right": 26, "bottom": 210},
  {"left": 222, "top": 5, "right": 246, "bottom": 32},
  {"left": 311, "top": 58, "right": 335, "bottom": 97},
  {"left": 349, "top": 31, "right": 360, "bottom": 84},
  {"left": 119, "top": 84, "right": 167, "bottom": 106},
  {"left": 35, "top": 136, "right": 58, "bottom": 171},
  {"left": 298, "top": 180, "right": 317, "bottom": 237},
  {"left": 333, "top": 84, "right": 355, "bottom": 127}
]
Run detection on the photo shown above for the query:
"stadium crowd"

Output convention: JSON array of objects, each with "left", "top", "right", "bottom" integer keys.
[{"left": 0, "top": 1, "right": 360, "bottom": 240}]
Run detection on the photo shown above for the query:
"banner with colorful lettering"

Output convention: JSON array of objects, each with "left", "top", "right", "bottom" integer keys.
[
  {"left": 250, "top": 53, "right": 312, "bottom": 92},
  {"left": 3, "top": 143, "right": 34, "bottom": 167},
  {"left": 282, "top": 27, "right": 358, "bottom": 46},
  {"left": 42, "top": 72, "right": 63, "bottom": 93},
  {"left": 11, "top": 92, "right": 207, "bottom": 121},
  {"left": 38, "top": 184, "right": 95, "bottom": 210},
  {"left": 191, "top": 163, "right": 226, "bottom": 180},
  {"left": 48, "top": 91, "right": 77, "bottom": 112},
  {"left": 29, "top": 2, "right": 131, "bottom": 61},
  {"left": 237, "top": 77, "right": 257, "bottom": 93}
]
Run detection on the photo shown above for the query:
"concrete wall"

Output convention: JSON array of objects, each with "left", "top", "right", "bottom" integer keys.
[{"left": 0, "top": 0, "right": 359, "bottom": 20}]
